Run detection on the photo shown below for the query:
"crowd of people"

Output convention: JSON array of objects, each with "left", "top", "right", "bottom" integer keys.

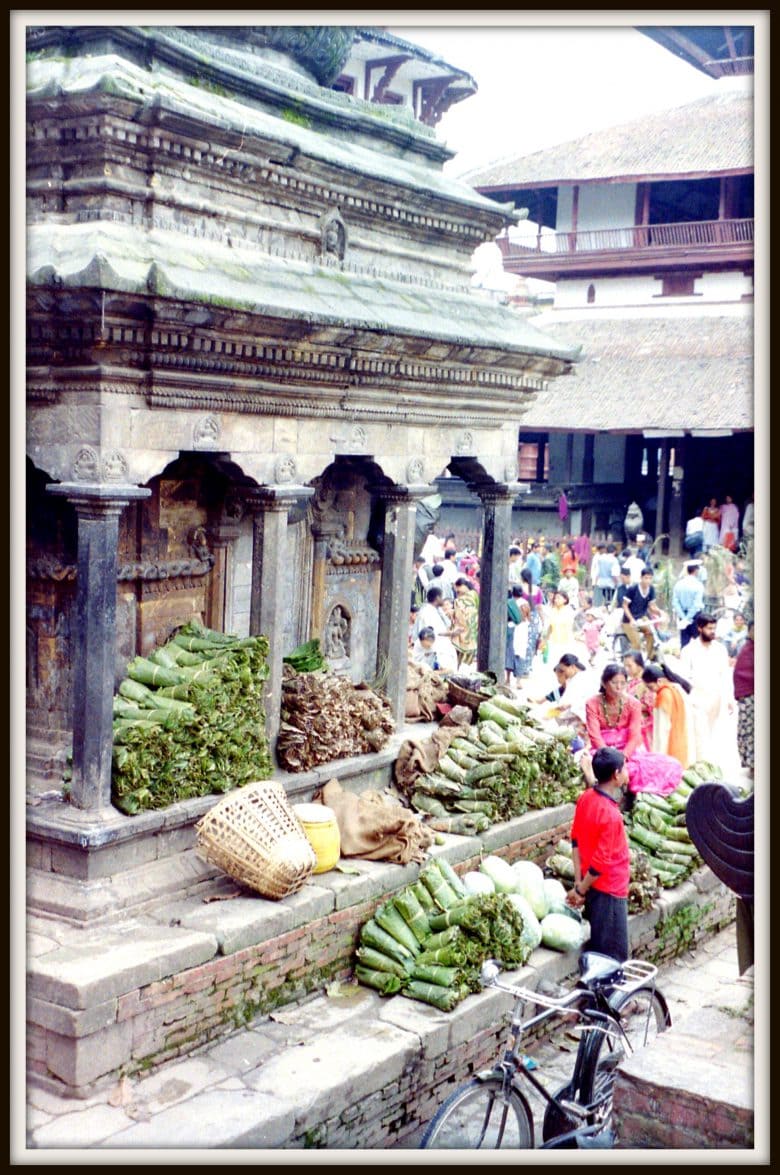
[
  {"left": 409, "top": 520, "right": 755, "bottom": 967},
  {"left": 408, "top": 521, "right": 754, "bottom": 783}
]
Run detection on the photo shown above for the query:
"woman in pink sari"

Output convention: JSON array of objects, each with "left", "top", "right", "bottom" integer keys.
[{"left": 584, "top": 663, "right": 683, "bottom": 796}]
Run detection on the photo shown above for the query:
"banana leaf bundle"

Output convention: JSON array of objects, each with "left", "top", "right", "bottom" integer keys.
[
  {"left": 355, "top": 947, "right": 412, "bottom": 979},
  {"left": 402, "top": 981, "right": 464, "bottom": 1011},
  {"left": 624, "top": 778, "right": 705, "bottom": 888},
  {"left": 354, "top": 883, "right": 532, "bottom": 1009},
  {"left": 111, "top": 622, "right": 271, "bottom": 815},
  {"left": 355, "top": 967, "right": 403, "bottom": 995},
  {"left": 393, "top": 889, "right": 432, "bottom": 945}
]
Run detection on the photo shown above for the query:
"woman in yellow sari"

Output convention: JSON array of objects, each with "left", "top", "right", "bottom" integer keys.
[
  {"left": 641, "top": 663, "right": 695, "bottom": 768},
  {"left": 452, "top": 577, "right": 479, "bottom": 665}
]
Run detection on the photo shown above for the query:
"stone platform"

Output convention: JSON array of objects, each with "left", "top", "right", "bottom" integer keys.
[{"left": 19, "top": 920, "right": 758, "bottom": 1156}]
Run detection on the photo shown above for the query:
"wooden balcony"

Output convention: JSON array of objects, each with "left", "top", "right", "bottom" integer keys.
[{"left": 498, "top": 217, "right": 754, "bottom": 280}]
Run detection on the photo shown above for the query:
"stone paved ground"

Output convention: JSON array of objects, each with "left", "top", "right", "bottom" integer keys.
[{"left": 16, "top": 922, "right": 762, "bottom": 1158}]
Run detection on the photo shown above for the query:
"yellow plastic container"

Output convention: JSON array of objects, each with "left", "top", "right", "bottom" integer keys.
[{"left": 292, "top": 803, "right": 341, "bottom": 874}]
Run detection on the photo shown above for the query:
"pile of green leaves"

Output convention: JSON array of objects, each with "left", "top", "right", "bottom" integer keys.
[
  {"left": 111, "top": 621, "right": 271, "bottom": 815},
  {"left": 354, "top": 856, "right": 533, "bottom": 1012},
  {"left": 282, "top": 638, "right": 327, "bottom": 673},
  {"left": 401, "top": 695, "right": 582, "bottom": 834}
]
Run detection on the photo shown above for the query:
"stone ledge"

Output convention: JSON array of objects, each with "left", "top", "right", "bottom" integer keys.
[
  {"left": 27, "top": 925, "right": 219, "bottom": 1010},
  {"left": 25, "top": 723, "right": 435, "bottom": 850},
  {"left": 614, "top": 1000, "right": 754, "bottom": 1148}
]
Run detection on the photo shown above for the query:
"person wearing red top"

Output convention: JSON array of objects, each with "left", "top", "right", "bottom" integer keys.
[{"left": 566, "top": 746, "right": 631, "bottom": 962}]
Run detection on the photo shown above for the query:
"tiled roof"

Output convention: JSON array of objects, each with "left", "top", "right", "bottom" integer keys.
[
  {"left": 518, "top": 313, "right": 753, "bottom": 432},
  {"left": 462, "top": 88, "right": 753, "bottom": 188}
]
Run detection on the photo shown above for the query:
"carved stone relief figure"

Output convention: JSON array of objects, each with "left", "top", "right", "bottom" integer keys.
[
  {"left": 321, "top": 210, "right": 347, "bottom": 262},
  {"left": 323, "top": 604, "right": 350, "bottom": 660}
]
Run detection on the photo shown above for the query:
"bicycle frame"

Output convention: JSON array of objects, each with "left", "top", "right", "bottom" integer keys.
[
  {"left": 478, "top": 985, "right": 623, "bottom": 1132},
  {"left": 478, "top": 959, "right": 662, "bottom": 1140}
]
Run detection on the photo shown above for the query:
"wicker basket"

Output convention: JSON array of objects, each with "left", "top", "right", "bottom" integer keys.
[
  {"left": 195, "top": 780, "right": 317, "bottom": 900},
  {"left": 447, "top": 680, "right": 492, "bottom": 712}
]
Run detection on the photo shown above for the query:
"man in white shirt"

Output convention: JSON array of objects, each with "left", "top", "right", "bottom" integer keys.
[
  {"left": 414, "top": 585, "right": 448, "bottom": 639},
  {"left": 679, "top": 612, "right": 736, "bottom": 772},
  {"left": 438, "top": 550, "right": 460, "bottom": 596},
  {"left": 590, "top": 543, "right": 620, "bottom": 606},
  {"left": 622, "top": 548, "right": 647, "bottom": 585},
  {"left": 508, "top": 546, "right": 525, "bottom": 584},
  {"left": 672, "top": 562, "right": 705, "bottom": 648}
]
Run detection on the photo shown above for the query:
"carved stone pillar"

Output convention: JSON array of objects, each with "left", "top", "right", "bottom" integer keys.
[
  {"left": 243, "top": 486, "right": 314, "bottom": 753},
  {"left": 205, "top": 524, "right": 240, "bottom": 633},
  {"left": 668, "top": 439, "right": 686, "bottom": 559},
  {"left": 474, "top": 483, "right": 520, "bottom": 678},
  {"left": 375, "top": 485, "right": 430, "bottom": 726},
  {"left": 46, "top": 483, "right": 151, "bottom": 811}
]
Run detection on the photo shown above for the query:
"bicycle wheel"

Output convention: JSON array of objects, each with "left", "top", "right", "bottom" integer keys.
[
  {"left": 580, "top": 986, "right": 669, "bottom": 1128},
  {"left": 420, "top": 1075, "right": 533, "bottom": 1149}
]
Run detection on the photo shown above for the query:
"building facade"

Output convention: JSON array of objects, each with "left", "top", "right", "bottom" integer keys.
[
  {"left": 447, "top": 28, "right": 755, "bottom": 551},
  {"left": 25, "top": 24, "right": 578, "bottom": 900}
]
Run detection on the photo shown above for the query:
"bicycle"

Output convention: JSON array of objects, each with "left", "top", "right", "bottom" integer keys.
[
  {"left": 612, "top": 613, "right": 668, "bottom": 662},
  {"left": 419, "top": 951, "right": 670, "bottom": 1150}
]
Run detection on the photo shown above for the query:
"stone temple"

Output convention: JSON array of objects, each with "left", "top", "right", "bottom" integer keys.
[{"left": 23, "top": 24, "right": 578, "bottom": 1092}]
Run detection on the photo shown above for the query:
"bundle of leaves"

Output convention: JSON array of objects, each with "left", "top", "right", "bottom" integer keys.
[
  {"left": 111, "top": 622, "right": 271, "bottom": 815},
  {"left": 353, "top": 857, "right": 533, "bottom": 1011},
  {"left": 276, "top": 664, "right": 394, "bottom": 772},
  {"left": 405, "top": 697, "right": 582, "bottom": 835},
  {"left": 625, "top": 767, "right": 710, "bottom": 888}
]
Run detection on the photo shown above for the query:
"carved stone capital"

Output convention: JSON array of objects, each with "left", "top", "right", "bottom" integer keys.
[{"left": 46, "top": 483, "right": 151, "bottom": 518}]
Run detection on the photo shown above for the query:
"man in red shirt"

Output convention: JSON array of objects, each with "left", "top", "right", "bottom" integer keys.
[{"left": 566, "top": 746, "right": 631, "bottom": 962}]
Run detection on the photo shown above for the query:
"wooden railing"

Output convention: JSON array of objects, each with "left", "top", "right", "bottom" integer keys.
[{"left": 501, "top": 218, "right": 754, "bottom": 257}]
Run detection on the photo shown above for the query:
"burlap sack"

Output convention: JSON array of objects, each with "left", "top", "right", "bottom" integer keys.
[{"left": 312, "top": 778, "right": 435, "bottom": 865}]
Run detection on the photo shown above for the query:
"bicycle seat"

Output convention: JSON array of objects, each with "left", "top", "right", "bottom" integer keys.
[{"left": 577, "top": 951, "right": 624, "bottom": 989}]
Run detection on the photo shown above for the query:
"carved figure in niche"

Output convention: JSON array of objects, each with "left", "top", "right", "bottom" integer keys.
[
  {"left": 73, "top": 446, "right": 100, "bottom": 482},
  {"left": 321, "top": 211, "right": 346, "bottom": 262},
  {"left": 101, "top": 449, "right": 129, "bottom": 482},
  {"left": 323, "top": 605, "right": 350, "bottom": 659},
  {"left": 188, "top": 526, "right": 212, "bottom": 565}
]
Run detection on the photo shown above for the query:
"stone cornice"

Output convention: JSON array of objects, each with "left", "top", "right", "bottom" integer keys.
[
  {"left": 26, "top": 109, "right": 503, "bottom": 248},
  {"left": 25, "top": 24, "right": 454, "bottom": 165}
]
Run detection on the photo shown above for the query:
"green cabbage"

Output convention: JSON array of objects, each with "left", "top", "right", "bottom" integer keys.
[
  {"left": 504, "top": 892, "right": 543, "bottom": 953},
  {"left": 543, "top": 877, "right": 569, "bottom": 915},
  {"left": 540, "top": 912, "right": 586, "bottom": 953},
  {"left": 479, "top": 855, "right": 518, "bottom": 893},
  {"left": 510, "top": 859, "right": 547, "bottom": 920},
  {"left": 463, "top": 871, "right": 495, "bottom": 896}
]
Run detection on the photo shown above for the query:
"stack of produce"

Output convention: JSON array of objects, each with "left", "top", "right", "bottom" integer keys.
[
  {"left": 471, "top": 855, "right": 589, "bottom": 954},
  {"left": 276, "top": 663, "right": 394, "bottom": 772},
  {"left": 282, "top": 638, "right": 327, "bottom": 673},
  {"left": 354, "top": 857, "right": 531, "bottom": 1011},
  {"left": 547, "top": 838, "right": 660, "bottom": 913},
  {"left": 404, "top": 695, "right": 582, "bottom": 834},
  {"left": 111, "top": 621, "right": 271, "bottom": 815},
  {"left": 624, "top": 760, "right": 722, "bottom": 887}
]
